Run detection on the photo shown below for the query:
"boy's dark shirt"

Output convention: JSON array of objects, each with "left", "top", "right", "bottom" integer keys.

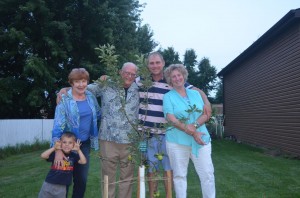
[{"left": 45, "top": 152, "right": 79, "bottom": 185}]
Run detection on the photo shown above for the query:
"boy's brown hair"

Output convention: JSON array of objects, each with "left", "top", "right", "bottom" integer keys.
[{"left": 61, "top": 132, "right": 76, "bottom": 141}]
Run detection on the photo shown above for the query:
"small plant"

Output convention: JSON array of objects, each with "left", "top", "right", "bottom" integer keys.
[
  {"left": 153, "top": 190, "right": 160, "bottom": 197},
  {"left": 154, "top": 153, "right": 164, "bottom": 161}
]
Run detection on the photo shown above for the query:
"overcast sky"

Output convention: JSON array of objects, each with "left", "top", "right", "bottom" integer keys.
[{"left": 139, "top": 0, "right": 300, "bottom": 72}]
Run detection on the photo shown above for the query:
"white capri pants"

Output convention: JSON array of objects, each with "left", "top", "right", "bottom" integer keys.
[{"left": 166, "top": 142, "right": 215, "bottom": 198}]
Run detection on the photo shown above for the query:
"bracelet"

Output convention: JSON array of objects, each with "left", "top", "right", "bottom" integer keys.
[{"left": 193, "top": 121, "right": 201, "bottom": 129}]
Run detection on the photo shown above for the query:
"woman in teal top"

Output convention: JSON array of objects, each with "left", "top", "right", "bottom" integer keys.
[{"left": 163, "top": 64, "right": 215, "bottom": 198}]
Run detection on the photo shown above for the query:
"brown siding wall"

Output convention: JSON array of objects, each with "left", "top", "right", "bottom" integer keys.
[{"left": 223, "top": 22, "right": 300, "bottom": 156}]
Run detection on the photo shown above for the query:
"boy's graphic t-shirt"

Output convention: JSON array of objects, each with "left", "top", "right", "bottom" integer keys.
[{"left": 45, "top": 152, "right": 79, "bottom": 185}]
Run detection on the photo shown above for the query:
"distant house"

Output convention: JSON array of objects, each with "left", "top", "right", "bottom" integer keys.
[{"left": 217, "top": 9, "right": 300, "bottom": 156}]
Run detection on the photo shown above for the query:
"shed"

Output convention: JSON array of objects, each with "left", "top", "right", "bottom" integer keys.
[{"left": 217, "top": 8, "right": 300, "bottom": 156}]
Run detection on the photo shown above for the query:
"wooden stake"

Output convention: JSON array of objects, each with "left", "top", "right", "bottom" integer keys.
[
  {"left": 166, "top": 170, "right": 172, "bottom": 198},
  {"left": 103, "top": 175, "right": 108, "bottom": 198}
]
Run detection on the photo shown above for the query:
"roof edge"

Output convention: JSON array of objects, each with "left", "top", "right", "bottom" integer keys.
[{"left": 218, "top": 8, "right": 300, "bottom": 77}]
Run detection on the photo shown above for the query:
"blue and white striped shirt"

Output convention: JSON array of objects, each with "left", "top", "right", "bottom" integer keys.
[{"left": 137, "top": 77, "right": 192, "bottom": 134}]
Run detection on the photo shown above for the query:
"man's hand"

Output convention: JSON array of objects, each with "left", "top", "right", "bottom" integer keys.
[{"left": 56, "top": 88, "right": 69, "bottom": 104}]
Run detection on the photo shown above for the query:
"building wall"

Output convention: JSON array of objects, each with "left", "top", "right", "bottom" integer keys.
[{"left": 223, "top": 22, "right": 300, "bottom": 156}]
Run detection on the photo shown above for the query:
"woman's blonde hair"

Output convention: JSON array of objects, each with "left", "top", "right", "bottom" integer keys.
[{"left": 164, "top": 64, "right": 188, "bottom": 86}]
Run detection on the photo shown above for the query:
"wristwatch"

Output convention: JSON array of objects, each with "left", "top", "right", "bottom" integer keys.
[{"left": 193, "top": 121, "right": 201, "bottom": 129}]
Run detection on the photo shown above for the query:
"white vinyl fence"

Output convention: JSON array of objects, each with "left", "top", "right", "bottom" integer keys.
[{"left": 0, "top": 119, "right": 54, "bottom": 148}]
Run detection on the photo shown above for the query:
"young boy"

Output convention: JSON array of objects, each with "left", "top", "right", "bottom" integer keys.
[{"left": 38, "top": 132, "right": 87, "bottom": 198}]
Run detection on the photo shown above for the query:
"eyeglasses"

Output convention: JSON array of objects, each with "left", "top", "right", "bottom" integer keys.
[{"left": 122, "top": 71, "right": 137, "bottom": 78}]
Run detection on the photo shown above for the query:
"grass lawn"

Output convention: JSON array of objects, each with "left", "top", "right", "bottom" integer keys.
[{"left": 0, "top": 140, "right": 299, "bottom": 198}]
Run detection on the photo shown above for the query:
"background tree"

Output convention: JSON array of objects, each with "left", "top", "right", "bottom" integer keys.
[
  {"left": 159, "top": 47, "right": 181, "bottom": 67},
  {"left": 196, "top": 57, "right": 217, "bottom": 95},
  {"left": 135, "top": 24, "right": 157, "bottom": 55},
  {"left": 183, "top": 49, "right": 198, "bottom": 87},
  {"left": 183, "top": 50, "right": 218, "bottom": 98},
  {"left": 0, "top": 0, "right": 156, "bottom": 118},
  {"left": 214, "top": 79, "right": 223, "bottom": 103}
]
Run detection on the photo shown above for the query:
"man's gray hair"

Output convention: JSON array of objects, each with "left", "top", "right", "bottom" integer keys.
[{"left": 122, "top": 62, "right": 138, "bottom": 71}]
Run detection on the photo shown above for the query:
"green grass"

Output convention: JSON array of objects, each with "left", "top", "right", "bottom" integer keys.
[{"left": 0, "top": 140, "right": 299, "bottom": 197}]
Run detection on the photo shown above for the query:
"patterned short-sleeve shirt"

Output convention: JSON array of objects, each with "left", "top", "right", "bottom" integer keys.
[{"left": 88, "top": 82, "right": 139, "bottom": 144}]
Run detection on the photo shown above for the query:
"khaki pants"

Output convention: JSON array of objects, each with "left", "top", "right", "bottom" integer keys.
[{"left": 100, "top": 140, "right": 134, "bottom": 198}]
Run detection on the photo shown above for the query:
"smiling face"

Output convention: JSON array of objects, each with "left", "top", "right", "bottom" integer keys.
[
  {"left": 120, "top": 63, "right": 138, "bottom": 88},
  {"left": 147, "top": 54, "right": 165, "bottom": 79},
  {"left": 71, "top": 79, "right": 88, "bottom": 96},
  {"left": 68, "top": 68, "right": 89, "bottom": 97},
  {"left": 60, "top": 136, "right": 75, "bottom": 154},
  {"left": 170, "top": 69, "right": 185, "bottom": 89}
]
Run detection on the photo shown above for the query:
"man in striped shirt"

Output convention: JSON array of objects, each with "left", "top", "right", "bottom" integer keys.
[{"left": 136, "top": 52, "right": 211, "bottom": 197}]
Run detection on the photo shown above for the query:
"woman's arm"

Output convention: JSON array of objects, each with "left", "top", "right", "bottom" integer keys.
[
  {"left": 166, "top": 113, "right": 191, "bottom": 133},
  {"left": 166, "top": 113, "right": 205, "bottom": 145},
  {"left": 194, "top": 114, "right": 209, "bottom": 127}
]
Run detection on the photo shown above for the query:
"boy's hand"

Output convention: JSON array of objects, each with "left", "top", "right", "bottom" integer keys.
[
  {"left": 72, "top": 139, "right": 82, "bottom": 151},
  {"left": 54, "top": 141, "right": 62, "bottom": 150}
]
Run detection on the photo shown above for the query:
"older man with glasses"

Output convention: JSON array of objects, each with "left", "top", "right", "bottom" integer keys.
[{"left": 88, "top": 62, "right": 139, "bottom": 198}]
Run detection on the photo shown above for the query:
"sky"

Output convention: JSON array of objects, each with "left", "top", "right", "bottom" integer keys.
[{"left": 139, "top": 0, "right": 300, "bottom": 73}]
